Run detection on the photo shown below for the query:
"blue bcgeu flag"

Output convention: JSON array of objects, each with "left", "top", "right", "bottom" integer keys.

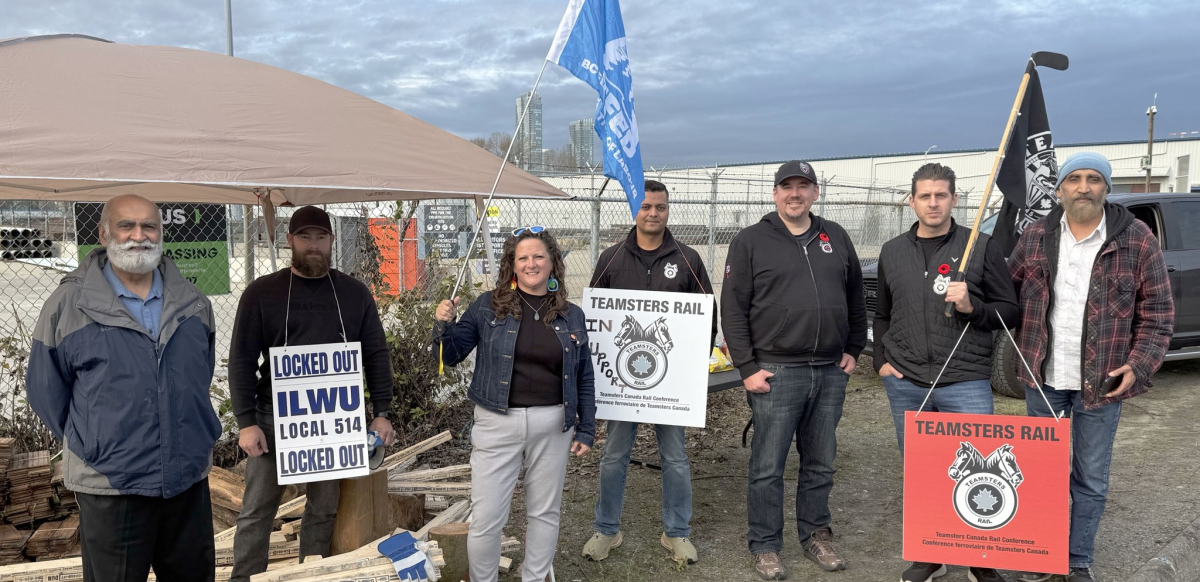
[{"left": 547, "top": 0, "right": 645, "bottom": 219}]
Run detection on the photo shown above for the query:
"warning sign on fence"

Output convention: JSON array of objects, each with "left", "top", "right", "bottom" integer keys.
[
  {"left": 903, "top": 411, "right": 1070, "bottom": 574},
  {"left": 269, "top": 342, "right": 369, "bottom": 485}
]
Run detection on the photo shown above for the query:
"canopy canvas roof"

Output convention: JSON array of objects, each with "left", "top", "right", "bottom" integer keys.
[{"left": 0, "top": 34, "right": 567, "bottom": 206}]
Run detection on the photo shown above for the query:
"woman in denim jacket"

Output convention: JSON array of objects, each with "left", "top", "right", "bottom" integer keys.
[{"left": 434, "top": 227, "right": 595, "bottom": 582}]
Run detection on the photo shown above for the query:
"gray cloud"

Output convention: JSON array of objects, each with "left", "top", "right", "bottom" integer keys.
[{"left": 3, "top": 0, "right": 1197, "bottom": 167}]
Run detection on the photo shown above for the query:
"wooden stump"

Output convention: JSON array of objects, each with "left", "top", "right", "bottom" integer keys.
[
  {"left": 330, "top": 470, "right": 396, "bottom": 555},
  {"left": 388, "top": 493, "right": 426, "bottom": 532},
  {"left": 428, "top": 522, "right": 470, "bottom": 582}
]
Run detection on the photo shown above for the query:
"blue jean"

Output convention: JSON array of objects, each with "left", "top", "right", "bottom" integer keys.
[
  {"left": 882, "top": 376, "right": 995, "bottom": 453},
  {"left": 1026, "top": 385, "right": 1122, "bottom": 569},
  {"left": 593, "top": 420, "right": 692, "bottom": 538},
  {"left": 746, "top": 363, "right": 847, "bottom": 554}
]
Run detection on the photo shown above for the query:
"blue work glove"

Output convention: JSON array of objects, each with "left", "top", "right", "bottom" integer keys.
[{"left": 378, "top": 532, "right": 438, "bottom": 581}]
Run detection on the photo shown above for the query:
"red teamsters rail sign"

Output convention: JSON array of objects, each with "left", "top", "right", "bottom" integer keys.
[{"left": 903, "top": 411, "right": 1070, "bottom": 574}]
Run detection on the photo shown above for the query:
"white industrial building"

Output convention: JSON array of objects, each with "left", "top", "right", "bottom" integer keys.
[{"left": 524, "top": 137, "right": 1200, "bottom": 230}]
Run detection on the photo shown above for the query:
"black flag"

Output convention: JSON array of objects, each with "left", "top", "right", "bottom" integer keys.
[{"left": 992, "top": 66, "right": 1059, "bottom": 256}]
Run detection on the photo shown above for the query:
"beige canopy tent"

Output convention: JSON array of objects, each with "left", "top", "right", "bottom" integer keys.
[{"left": 0, "top": 34, "right": 566, "bottom": 206}]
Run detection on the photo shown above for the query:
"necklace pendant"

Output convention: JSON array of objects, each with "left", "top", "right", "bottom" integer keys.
[{"left": 533, "top": 312, "right": 540, "bottom": 321}]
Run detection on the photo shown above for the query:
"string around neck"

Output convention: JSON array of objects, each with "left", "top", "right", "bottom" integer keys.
[{"left": 283, "top": 269, "right": 349, "bottom": 347}]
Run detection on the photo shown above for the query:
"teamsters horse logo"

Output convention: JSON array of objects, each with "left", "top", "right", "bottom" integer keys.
[
  {"left": 612, "top": 315, "right": 673, "bottom": 390},
  {"left": 947, "top": 443, "right": 1024, "bottom": 530}
]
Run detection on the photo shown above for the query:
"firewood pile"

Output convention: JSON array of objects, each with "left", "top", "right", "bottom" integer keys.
[{"left": 0, "top": 431, "right": 516, "bottom": 582}]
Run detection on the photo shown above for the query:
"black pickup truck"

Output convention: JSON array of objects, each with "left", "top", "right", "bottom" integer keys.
[{"left": 861, "top": 192, "right": 1200, "bottom": 398}]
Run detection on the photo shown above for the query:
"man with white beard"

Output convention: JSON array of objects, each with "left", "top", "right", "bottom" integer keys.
[{"left": 27, "top": 194, "right": 221, "bottom": 582}]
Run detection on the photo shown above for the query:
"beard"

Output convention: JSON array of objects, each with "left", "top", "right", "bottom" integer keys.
[
  {"left": 106, "top": 238, "right": 162, "bottom": 274},
  {"left": 292, "top": 249, "right": 332, "bottom": 278},
  {"left": 1062, "top": 193, "right": 1105, "bottom": 224}
]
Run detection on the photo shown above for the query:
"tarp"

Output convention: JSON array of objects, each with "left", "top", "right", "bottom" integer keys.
[{"left": 0, "top": 34, "right": 568, "bottom": 206}]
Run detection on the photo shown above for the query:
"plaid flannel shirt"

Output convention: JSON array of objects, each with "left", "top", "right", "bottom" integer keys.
[{"left": 1007, "top": 205, "right": 1173, "bottom": 410}]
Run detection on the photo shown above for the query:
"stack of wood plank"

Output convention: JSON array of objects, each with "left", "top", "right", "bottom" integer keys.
[
  {"left": 49, "top": 461, "right": 78, "bottom": 518},
  {"left": 208, "top": 466, "right": 246, "bottom": 531},
  {"left": 6, "top": 451, "right": 55, "bottom": 526},
  {"left": 24, "top": 516, "right": 79, "bottom": 559},
  {"left": 0, "top": 431, "right": 483, "bottom": 578},
  {"left": 0, "top": 438, "right": 14, "bottom": 504},
  {"left": 0, "top": 525, "right": 31, "bottom": 566}
]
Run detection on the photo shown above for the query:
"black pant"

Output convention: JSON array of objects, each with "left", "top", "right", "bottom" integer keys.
[
  {"left": 76, "top": 478, "right": 216, "bottom": 582},
  {"left": 230, "top": 408, "right": 341, "bottom": 582}
]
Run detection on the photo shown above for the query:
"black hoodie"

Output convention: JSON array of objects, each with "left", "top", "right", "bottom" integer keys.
[
  {"left": 590, "top": 226, "right": 718, "bottom": 342},
  {"left": 721, "top": 212, "right": 867, "bottom": 379}
]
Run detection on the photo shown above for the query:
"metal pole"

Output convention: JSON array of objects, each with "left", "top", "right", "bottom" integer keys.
[
  {"left": 707, "top": 168, "right": 722, "bottom": 272},
  {"left": 819, "top": 172, "right": 827, "bottom": 216},
  {"left": 225, "top": 0, "right": 256, "bottom": 280},
  {"left": 1145, "top": 95, "right": 1157, "bottom": 194},
  {"left": 450, "top": 60, "right": 550, "bottom": 299},
  {"left": 589, "top": 167, "right": 600, "bottom": 266},
  {"left": 224, "top": 0, "right": 234, "bottom": 56}
]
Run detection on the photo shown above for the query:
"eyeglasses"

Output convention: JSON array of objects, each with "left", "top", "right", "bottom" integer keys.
[{"left": 511, "top": 225, "right": 546, "bottom": 237}]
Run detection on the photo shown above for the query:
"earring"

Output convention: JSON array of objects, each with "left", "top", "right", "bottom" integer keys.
[
  {"left": 510, "top": 275, "right": 517, "bottom": 290},
  {"left": 547, "top": 277, "right": 560, "bottom": 293}
]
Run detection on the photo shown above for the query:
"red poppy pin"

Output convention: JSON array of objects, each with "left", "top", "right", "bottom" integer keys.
[
  {"left": 819, "top": 233, "right": 830, "bottom": 242},
  {"left": 938, "top": 263, "right": 951, "bottom": 275}
]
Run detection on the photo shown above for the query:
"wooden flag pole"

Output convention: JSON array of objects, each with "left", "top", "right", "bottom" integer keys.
[{"left": 942, "top": 56, "right": 1046, "bottom": 317}]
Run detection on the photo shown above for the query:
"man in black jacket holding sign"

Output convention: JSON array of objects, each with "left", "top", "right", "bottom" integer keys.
[
  {"left": 228, "top": 206, "right": 396, "bottom": 582},
  {"left": 873, "top": 163, "right": 1018, "bottom": 582},
  {"left": 581, "top": 180, "right": 715, "bottom": 565},
  {"left": 721, "top": 161, "right": 867, "bottom": 580}
]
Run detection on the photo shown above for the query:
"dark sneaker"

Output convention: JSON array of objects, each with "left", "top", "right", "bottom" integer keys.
[
  {"left": 1067, "top": 567, "right": 1098, "bottom": 582},
  {"left": 1017, "top": 574, "right": 1055, "bottom": 582},
  {"left": 969, "top": 567, "right": 1008, "bottom": 582},
  {"left": 753, "top": 552, "right": 787, "bottom": 580},
  {"left": 802, "top": 529, "right": 846, "bottom": 571},
  {"left": 902, "top": 562, "right": 948, "bottom": 582}
]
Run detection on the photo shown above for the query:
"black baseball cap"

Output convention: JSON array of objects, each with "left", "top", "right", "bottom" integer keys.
[
  {"left": 289, "top": 206, "right": 333, "bottom": 235},
  {"left": 774, "top": 160, "right": 818, "bottom": 186}
]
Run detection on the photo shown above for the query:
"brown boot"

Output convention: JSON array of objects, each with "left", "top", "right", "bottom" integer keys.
[{"left": 802, "top": 529, "right": 846, "bottom": 571}]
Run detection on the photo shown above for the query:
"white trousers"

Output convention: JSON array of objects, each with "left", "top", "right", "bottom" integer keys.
[{"left": 468, "top": 405, "right": 573, "bottom": 582}]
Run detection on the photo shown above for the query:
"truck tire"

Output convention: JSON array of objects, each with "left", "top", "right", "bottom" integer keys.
[{"left": 991, "top": 332, "right": 1026, "bottom": 399}]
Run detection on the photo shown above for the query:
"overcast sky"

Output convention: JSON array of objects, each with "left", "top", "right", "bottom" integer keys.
[{"left": 4, "top": 0, "right": 1198, "bottom": 168}]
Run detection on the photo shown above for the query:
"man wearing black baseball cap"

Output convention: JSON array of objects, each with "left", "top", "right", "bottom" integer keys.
[
  {"left": 227, "top": 205, "right": 397, "bottom": 581},
  {"left": 721, "top": 161, "right": 867, "bottom": 580}
]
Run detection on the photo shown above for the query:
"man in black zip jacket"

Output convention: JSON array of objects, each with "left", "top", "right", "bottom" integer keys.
[
  {"left": 721, "top": 160, "right": 867, "bottom": 581},
  {"left": 582, "top": 180, "right": 715, "bottom": 565},
  {"left": 873, "top": 163, "right": 1018, "bottom": 582}
]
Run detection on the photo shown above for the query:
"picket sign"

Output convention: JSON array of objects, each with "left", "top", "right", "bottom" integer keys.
[
  {"left": 269, "top": 342, "right": 369, "bottom": 485},
  {"left": 903, "top": 411, "right": 1070, "bottom": 574}
]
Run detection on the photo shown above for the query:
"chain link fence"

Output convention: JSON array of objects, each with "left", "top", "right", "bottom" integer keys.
[{"left": 0, "top": 171, "right": 994, "bottom": 448}]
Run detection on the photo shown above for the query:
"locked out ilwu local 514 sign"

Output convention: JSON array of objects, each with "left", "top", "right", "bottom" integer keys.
[
  {"left": 269, "top": 342, "right": 370, "bottom": 485},
  {"left": 903, "top": 411, "right": 1071, "bottom": 574},
  {"left": 583, "top": 287, "right": 713, "bottom": 428}
]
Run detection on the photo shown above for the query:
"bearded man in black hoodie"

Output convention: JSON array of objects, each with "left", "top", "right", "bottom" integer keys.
[{"left": 721, "top": 161, "right": 867, "bottom": 580}]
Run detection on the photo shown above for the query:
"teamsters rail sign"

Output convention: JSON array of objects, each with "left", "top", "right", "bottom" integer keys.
[
  {"left": 269, "top": 342, "right": 370, "bottom": 485},
  {"left": 903, "top": 411, "right": 1070, "bottom": 574},
  {"left": 583, "top": 288, "right": 712, "bottom": 428}
]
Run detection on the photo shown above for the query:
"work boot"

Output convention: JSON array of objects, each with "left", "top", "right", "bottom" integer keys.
[
  {"left": 802, "top": 529, "right": 846, "bottom": 571},
  {"left": 753, "top": 552, "right": 787, "bottom": 580},
  {"left": 1067, "top": 567, "right": 1099, "bottom": 582},
  {"left": 902, "top": 562, "right": 948, "bottom": 582},
  {"left": 969, "top": 567, "right": 1008, "bottom": 582},
  {"left": 581, "top": 531, "right": 622, "bottom": 561},
  {"left": 660, "top": 532, "right": 698, "bottom": 564}
]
